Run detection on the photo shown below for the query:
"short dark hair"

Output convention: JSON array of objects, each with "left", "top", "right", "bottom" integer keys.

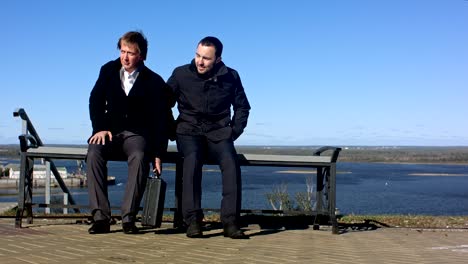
[
  {"left": 198, "top": 36, "right": 223, "bottom": 58},
  {"left": 117, "top": 31, "right": 148, "bottom": 60}
]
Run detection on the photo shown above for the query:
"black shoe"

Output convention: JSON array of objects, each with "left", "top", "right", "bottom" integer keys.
[
  {"left": 122, "top": 222, "right": 139, "bottom": 234},
  {"left": 88, "top": 220, "right": 110, "bottom": 234},
  {"left": 186, "top": 222, "right": 203, "bottom": 238},
  {"left": 223, "top": 223, "right": 249, "bottom": 239}
]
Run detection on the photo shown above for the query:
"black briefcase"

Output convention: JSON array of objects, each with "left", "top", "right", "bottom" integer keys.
[{"left": 141, "top": 176, "right": 166, "bottom": 227}]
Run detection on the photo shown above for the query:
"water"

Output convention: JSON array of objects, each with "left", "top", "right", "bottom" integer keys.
[
  {"left": 1, "top": 160, "right": 468, "bottom": 216},
  {"left": 336, "top": 162, "right": 468, "bottom": 215}
]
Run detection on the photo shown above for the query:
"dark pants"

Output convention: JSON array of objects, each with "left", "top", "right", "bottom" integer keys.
[
  {"left": 176, "top": 134, "right": 242, "bottom": 225},
  {"left": 86, "top": 131, "right": 150, "bottom": 223}
]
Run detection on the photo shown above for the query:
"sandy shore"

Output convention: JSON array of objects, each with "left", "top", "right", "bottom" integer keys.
[{"left": 408, "top": 173, "right": 468, "bottom": 177}]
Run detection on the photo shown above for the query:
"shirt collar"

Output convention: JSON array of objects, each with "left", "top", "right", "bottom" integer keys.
[{"left": 120, "top": 67, "right": 140, "bottom": 81}]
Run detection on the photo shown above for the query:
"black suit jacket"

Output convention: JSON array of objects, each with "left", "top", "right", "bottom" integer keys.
[
  {"left": 167, "top": 60, "right": 250, "bottom": 141},
  {"left": 89, "top": 58, "right": 172, "bottom": 158}
]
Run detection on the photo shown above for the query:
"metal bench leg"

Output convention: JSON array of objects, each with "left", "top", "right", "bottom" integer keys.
[
  {"left": 16, "top": 154, "right": 34, "bottom": 227},
  {"left": 313, "top": 167, "right": 324, "bottom": 230},
  {"left": 25, "top": 159, "right": 34, "bottom": 224},
  {"left": 329, "top": 164, "right": 339, "bottom": 234},
  {"left": 15, "top": 201, "right": 24, "bottom": 228}
]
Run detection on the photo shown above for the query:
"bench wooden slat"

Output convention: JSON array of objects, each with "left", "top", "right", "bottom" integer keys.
[
  {"left": 25, "top": 147, "right": 335, "bottom": 167},
  {"left": 28, "top": 147, "right": 88, "bottom": 156},
  {"left": 240, "top": 154, "right": 332, "bottom": 165},
  {"left": 26, "top": 147, "right": 87, "bottom": 160}
]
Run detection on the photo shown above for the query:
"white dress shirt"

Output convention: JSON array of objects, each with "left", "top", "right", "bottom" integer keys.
[{"left": 120, "top": 68, "right": 140, "bottom": 95}]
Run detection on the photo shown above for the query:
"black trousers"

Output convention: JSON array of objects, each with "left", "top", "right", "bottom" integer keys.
[
  {"left": 86, "top": 131, "right": 150, "bottom": 223},
  {"left": 176, "top": 134, "right": 242, "bottom": 225}
]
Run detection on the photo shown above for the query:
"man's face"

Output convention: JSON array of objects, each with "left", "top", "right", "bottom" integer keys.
[
  {"left": 120, "top": 41, "right": 142, "bottom": 72},
  {"left": 194, "top": 44, "right": 219, "bottom": 75}
]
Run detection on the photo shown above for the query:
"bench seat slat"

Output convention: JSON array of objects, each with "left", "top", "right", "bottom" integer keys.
[
  {"left": 26, "top": 147, "right": 87, "bottom": 160},
  {"left": 241, "top": 154, "right": 332, "bottom": 163},
  {"left": 27, "top": 147, "right": 88, "bottom": 156},
  {"left": 25, "top": 147, "right": 335, "bottom": 167}
]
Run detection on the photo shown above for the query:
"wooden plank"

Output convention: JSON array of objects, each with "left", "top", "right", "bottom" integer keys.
[
  {"left": 24, "top": 147, "right": 336, "bottom": 166},
  {"left": 241, "top": 154, "right": 332, "bottom": 163},
  {"left": 26, "top": 147, "right": 87, "bottom": 160},
  {"left": 28, "top": 147, "right": 87, "bottom": 156}
]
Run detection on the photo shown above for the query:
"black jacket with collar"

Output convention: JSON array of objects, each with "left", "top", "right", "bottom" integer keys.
[
  {"left": 89, "top": 58, "right": 172, "bottom": 158},
  {"left": 167, "top": 60, "right": 251, "bottom": 141}
]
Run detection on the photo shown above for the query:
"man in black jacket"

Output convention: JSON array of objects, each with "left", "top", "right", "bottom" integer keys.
[
  {"left": 167, "top": 36, "right": 251, "bottom": 239},
  {"left": 87, "top": 31, "right": 171, "bottom": 234}
]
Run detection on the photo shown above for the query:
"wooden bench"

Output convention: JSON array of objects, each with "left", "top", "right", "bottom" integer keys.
[{"left": 13, "top": 108, "right": 342, "bottom": 234}]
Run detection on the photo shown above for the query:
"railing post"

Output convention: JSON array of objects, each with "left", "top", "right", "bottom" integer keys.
[
  {"left": 45, "top": 160, "right": 51, "bottom": 214},
  {"left": 63, "top": 193, "right": 69, "bottom": 214},
  {"left": 21, "top": 118, "right": 28, "bottom": 135}
]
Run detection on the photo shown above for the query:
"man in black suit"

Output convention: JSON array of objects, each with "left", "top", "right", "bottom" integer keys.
[
  {"left": 86, "top": 31, "right": 172, "bottom": 234},
  {"left": 167, "top": 36, "right": 251, "bottom": 239}
]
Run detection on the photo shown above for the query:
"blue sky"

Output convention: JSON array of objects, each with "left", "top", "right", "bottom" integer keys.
[{"left": 1, "top": 0, "right": 467, "bottom": 146}]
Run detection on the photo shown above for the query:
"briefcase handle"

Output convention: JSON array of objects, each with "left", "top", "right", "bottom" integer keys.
[{"left": 149, "top": 170, "right": 162, "bottom": 179}]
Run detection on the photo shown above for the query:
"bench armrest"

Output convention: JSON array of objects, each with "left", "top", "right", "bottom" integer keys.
[
  {"left": 18, "top": 134, "right": 39, "bottom": 152},
  {"left": 313, "top": 146, "right": 342, "bottom": 162}
]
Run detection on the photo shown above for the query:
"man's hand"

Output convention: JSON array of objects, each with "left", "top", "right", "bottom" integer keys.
[
  {"left": 89, "top": 131, "right": 112, "bottom": 145},
  {"left": 152, "top": 157, "right": 162, "bottom": 176}
]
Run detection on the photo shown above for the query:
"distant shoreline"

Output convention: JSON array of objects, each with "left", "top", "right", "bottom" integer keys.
[
  {"left": 375, "top": 161, "right": 468, "bottom": 165},
  {"left": 408, "top": 173, "right": 468, "bottom": 176},
  {"left": 275, "top": 170, "right": 467, "bottom": 176}
]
